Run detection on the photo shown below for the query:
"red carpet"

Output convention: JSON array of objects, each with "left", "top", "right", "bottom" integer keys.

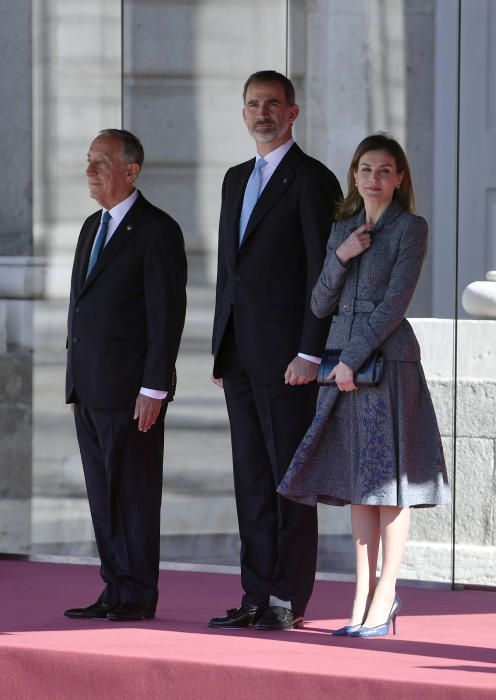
[{"left": 0, "top": 560, "right": 495, "bottom": 699}]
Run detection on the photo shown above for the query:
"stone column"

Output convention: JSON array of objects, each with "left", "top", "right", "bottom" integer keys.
[
  {"left": 293, "top": 0, "right": 434, "bottom": 316},
  {"left": 0, "top": 0, "right": 33, "bottom": 552},
  {"left": 122, "top": 0, "right": 287, "bottom": 284},
  {"left": 291, "top": 0, "right": 441, "bottom": 573}
]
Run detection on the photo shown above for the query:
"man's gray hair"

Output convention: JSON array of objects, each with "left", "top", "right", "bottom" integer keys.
[{"left": 98, "top": 129, "right": 144, "bottom": 168}]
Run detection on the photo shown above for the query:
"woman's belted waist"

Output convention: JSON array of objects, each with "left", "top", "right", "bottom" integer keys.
[{"left": 337, "top": 298, "right": 376, "bottom": 315}]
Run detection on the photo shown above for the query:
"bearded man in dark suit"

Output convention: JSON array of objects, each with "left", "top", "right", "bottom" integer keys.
[
  {"left": 64, "top": 129, "right": 187, "bottom": 621},
  {"left": 209, "top": 71, "right": 342, "bottom": 630}
]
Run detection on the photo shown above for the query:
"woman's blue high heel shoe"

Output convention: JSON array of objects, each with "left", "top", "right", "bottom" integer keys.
[
  {"left": 331, "top": 623, "right": 362, "bottom": 637},
  {"left": 351, "top": 594, "right": 402, "bottom": 638},
  {"left": 332, "top": 595, "right": 373, "bottom": 636}
]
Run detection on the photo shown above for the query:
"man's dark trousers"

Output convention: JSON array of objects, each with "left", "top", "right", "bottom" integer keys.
[
  {"left": 74, "top": 403, "right": 167, "bottom": 612},
  {"left": 218, "top": 322, "right": 318, "bottom": 616}
]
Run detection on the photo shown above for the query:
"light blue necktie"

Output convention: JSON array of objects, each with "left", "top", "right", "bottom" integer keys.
[
  {"left": 239, "top": 158, "right": 268, "bottom": 243},
  {"left": 86, "top": 210, "right": 111, "bottom": 280}
]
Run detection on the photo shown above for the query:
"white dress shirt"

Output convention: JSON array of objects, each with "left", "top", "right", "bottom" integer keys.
[
  {"left": 254, "top": 139, "right": 321, "bottom": 366},
  {"left": 256, "top": 138, "right": 294, "bottom": 194},
  {"left": 92, "top": 189, "right": 167, "bottom": 400},
  {"left": 89, "top": 189, "right": 139, "bottom": 256}
]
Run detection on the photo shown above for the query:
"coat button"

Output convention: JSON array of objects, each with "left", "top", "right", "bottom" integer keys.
[
  {"left": 74, "top": 306, "right": 80, "bottom": 313},
  {"left": 73, "top": 337, "right": 79, "bottom": 343},
  {"left": 234, "top": 275, "right": 241, "bottom": 281}
]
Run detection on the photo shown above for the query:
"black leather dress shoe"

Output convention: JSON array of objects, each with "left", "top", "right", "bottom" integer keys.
[
  {"left": 107, "top": 602, "right": 155, "bottom": 621},
  {"left": 64, "top": 602, "right": 115, "bottom": 620},
  {"left": 255, "top": 606, "right": 304, "bottom": 630},
  {"left": 208, "top": 605, "right": 263, "bottom": 628}
]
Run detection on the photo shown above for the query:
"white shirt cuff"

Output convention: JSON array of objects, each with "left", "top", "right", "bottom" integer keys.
[
  {"left": 298, "top": 352, "right": 321, "bottom": 365},
  {"left": 140, "top": 387, "right": 168, "bottom": 400}
]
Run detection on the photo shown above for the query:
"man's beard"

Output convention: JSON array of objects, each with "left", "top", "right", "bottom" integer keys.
[{"left": 249, "top": 120, "right": 284, "bottom": 144}]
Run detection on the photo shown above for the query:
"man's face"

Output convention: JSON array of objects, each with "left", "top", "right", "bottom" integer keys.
[
  {"left": 85, "top": 136, "right": 138, "bottom": 209},
  {"left": 243, "top": 81, "right": 299, "bottom": 147}
]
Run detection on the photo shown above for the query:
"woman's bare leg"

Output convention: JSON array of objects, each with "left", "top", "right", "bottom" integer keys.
[
  {"left": 361, "top": 505, "right": 411, "bottom": 628},
  {"left": 348, "top": 504, "right": 381, "bottom": 626}
]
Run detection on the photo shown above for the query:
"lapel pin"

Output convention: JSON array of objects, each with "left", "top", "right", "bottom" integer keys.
[
  {"left": 126, "top": 225, "right": 133, "bottom": 231},
  {"left": 283, "top": 178, "right": 288, "bottom": 184}
]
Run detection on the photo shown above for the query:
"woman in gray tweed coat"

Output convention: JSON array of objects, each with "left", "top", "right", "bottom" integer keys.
[{"left": 278, "top": 133, "right": 450, "bottom": 638}]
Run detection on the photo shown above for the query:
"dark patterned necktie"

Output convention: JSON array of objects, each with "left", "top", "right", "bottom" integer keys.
[{"left": 86, "top": 210, "right": 111, "bottom": 280}]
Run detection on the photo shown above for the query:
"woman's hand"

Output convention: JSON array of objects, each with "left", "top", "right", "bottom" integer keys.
[
  {"left": 329, "top": 361, "right": 357, "bottom": 392},
  {"left": 336, "top": 223, "right": 372, "bottom": 264}
]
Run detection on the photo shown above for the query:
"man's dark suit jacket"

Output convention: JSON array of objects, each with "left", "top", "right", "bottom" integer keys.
[
  {"left": 66, "top": 191, "right": 187, "bottom": 409},
  {"left": 212, "top": 143, "right": 342, "bottom": 382}
]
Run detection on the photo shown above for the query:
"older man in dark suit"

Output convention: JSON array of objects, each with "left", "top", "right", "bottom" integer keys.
[
  {"left": 64, "top": 129, "right": 187, "bottom": 621},
  {"left": 209, "top": 71, "right": 342, "bottom": 630}
]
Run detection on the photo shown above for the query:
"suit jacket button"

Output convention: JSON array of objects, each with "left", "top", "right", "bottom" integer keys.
[
  {"left": 74, "top": 306, "right": 80, "bottom": 313},
  {"left": 234, "top": 275, "right": 240, "bottom": 281},
  {"left": 73, "top": 336, "right": 79, "bottom": 343}
]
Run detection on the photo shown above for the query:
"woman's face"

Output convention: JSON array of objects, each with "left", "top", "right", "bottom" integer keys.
[{"left": 354, "top": 149, "right": 403, "bottom": 208}]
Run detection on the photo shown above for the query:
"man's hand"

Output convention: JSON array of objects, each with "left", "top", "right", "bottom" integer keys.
[
  {"left": 134, "top": 394, "right": 162, "bottom": 432},
  {"left": 211, "top": 375, "right": 224, "bottom": 388},
  {"left": 329, "top": 361, "right": 357, "bottom": 392},
  {"left": 284, "top": 356, "right": 319, "bottom": 385}
]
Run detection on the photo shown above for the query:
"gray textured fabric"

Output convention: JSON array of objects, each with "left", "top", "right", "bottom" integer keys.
[{"left": 278, "top": 201, "right": 450, "bottom": 508}]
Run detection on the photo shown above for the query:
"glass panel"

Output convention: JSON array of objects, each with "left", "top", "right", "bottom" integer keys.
[
  {"left": 13, "top": 0, "right": 495, "bottom": 591},
  {"left": 29, "top": 0, "right": 122, "bottom": 556},
  {"left": 0, "top": 1, "right": 33, "bottom": 555},
  {"left": 455, "top": 0, "right": 496, "bottom": 587},
  {"left": 287, "top": 0, "right": 455, "bottom": 583},
  {"left": 122, "top": 0, "right": 287, "bottom": 565}
]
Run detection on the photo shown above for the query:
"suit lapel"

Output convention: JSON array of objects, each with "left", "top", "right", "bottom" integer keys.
[
  {"left": 370, "top": 199, "right": 403, "bottom": 232},
  {"left": 228, "top": 160, "right": 253, "bottom": 258},
  {"left": 238, "top": 143, "right": 302, "bottom": 248},
  {"left": 347, "top": 210, "right": 365, "bottom": 236},
  {"left": 79, "top": 193, "right": 145, "bottom": 293},
  {"left": 76, "top": 216, "right": 100, "bottom": 293}
]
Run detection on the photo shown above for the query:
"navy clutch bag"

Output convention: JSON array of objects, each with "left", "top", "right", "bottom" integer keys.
[{"left": 317, "top": 349, "right": 384, "bottom": 387}]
